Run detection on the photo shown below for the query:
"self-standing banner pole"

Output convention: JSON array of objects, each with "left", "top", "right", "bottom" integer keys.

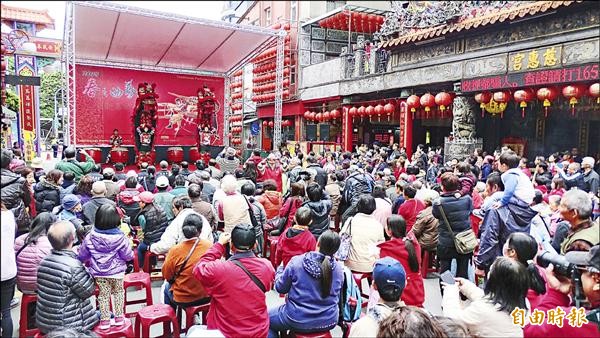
[{"left": 273, "top": 32, "right": 285, "bottom": 151}]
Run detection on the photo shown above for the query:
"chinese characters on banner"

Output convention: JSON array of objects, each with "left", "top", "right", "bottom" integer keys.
[
  {"left": 18, "top": 85, "right": 36, "bottom": 132},
  {"left": 461, "top": 63, "right": 599, "bottom": 93},
  {"left": 509, "top": 46, "right": 561, "bottom": 72},
  {"left": 15, "top": 55, "right": 39, "bottom": 162},
  {"left": 23, "top": 131, "right": 36, "bottom": 163}
]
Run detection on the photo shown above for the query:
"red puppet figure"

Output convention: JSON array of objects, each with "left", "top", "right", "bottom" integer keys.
[{"left": 197, "top": 85, "right": 218, "bottom": 135}]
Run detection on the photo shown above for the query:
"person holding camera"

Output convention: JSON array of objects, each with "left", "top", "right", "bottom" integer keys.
[
  {"left": 55, "top": 146, "right": 96, "bottom": 183},
  {"left": 524, "top": 245, "right": 600, "bottom": 337}
]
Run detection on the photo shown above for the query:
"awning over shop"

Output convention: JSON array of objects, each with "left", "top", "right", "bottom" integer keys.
[{"left": 257, "top": 101, "right": 304, "bottom": 118}]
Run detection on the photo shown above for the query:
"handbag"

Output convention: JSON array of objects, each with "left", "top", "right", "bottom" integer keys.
[
  {"left": 12, "top": 200, "right": 32, "bottom": 233},
  {"left": 438, "top": 202, "right": 477, "bottom": 255},
  {"left": 334, "top": 217, "right": 353, "bottom": 261},
  {"left": 267, "top": 198, "right": 294, "bottom": 232}
]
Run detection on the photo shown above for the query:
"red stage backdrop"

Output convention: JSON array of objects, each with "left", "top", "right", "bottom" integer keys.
[{"left": 75, "top": 65, "right": 224, "bottom": 146}]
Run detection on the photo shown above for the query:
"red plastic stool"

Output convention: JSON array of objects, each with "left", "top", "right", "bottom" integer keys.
[
  {"left": 176, "top": 302, "right": 210, "bottom": 333},
  {"left": 123, "top": 271, "right": 153, "bottom": 318},
  {"left": 19, "top": 293, "right": 40, "bottom": 338},
  {"left": 134, "top": 304, "right": 180, "bottom": 338},
  {"left": 339, "top": 321, "right": 352, "bottom": 338},
  {"left": 92, "top": 317, "right": 134, "bottom": 338},
  {"left": 351, "top": 271, "right": 372, "bottom": 308},
  {"left": 143, "top": 251, "right": 165, "bottom": 280},
  {"left": 34, "top": 332, "right": 44, "bottom": 338},
  {"left": 421, "top": 250, "right": 438, "bottom": 278},
  {"left": 285, "top": 331, "right": 333, "bottom": 338},
  {"left": 268, "top": 236, "right": 279, "bottom": 268}
]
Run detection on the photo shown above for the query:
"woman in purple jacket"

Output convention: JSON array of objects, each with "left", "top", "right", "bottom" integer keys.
[
  {"left": 78, "top": 204, "right": 133, "bottom": 329},
  {"left": 269, "top": 230, "right": 344, "bottom": 337}
]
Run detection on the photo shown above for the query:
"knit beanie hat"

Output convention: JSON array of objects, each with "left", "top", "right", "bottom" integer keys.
[{"left": 62, "top": 194, "right": 81, "bottom": 211}]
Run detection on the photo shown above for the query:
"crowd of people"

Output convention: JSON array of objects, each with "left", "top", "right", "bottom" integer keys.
[{"left": 1, "top": 142, "right": 599, "bottom": 338}]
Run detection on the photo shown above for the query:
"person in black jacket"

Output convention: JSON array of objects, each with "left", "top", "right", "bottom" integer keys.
[
  {"left": 34, "top": 169, "right": 63, "bottom": 214},
  {"left": 132, "top": 191, "right": 169, "bottom": 269},
  {"left": 1, "top": 149, "right": 29, "bottom": 230},
  {"left": 36, "top": 220, "right": 98, "bottom": 334},
  {"left": 306, "top": 155, "right": 327, "bottom": 189},
  {"left": 302, "top": 183, "right": 332, "bottom": 239},
  {"left": 431, "top": 172, "right": 473, "bottom": 292}
]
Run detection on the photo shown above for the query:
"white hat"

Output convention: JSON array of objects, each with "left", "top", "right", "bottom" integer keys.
[
  {"left": 126, "top": 170, "right": 137, "bottom": 178},
  {"left": 582, "top": 157, "right": 595, "bottom": 167},
  {"left": 156, "top": 176, "right": 169, "bottom": 188}
]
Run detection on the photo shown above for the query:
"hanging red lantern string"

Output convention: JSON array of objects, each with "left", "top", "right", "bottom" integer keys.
[
  {"left": 349, "top": 106, "right": 358, "bottom": 120},
  {"left": 374, "top": 104, "right": 384, "bottom": 121},
  {"left": 562, "top": 85, "right": 583, "bottom": 116},
  {"left": 513, "top": 89, "right": 535, "bottom": 118},
  {"left": 435, "top": 92, "right": 453, "bottom": 119},
  {"left": 365, "top": 105, "right": 375, "bottom": 121},
  {"left": 589, "top": 83, "right": 600, "bottom": 104},
  {"left": 420, "top": 93, "right": 436, "bottom": 119},
  {"left": 406, "top": 95, "right": 420, "bottom": 118},
  {"left": 383, "top": 102, "right": 395, "bottom": 121},
  {"left": 357, "top": 106, "right": 366, "bottom": 122},
  {"left": 492, "top": 91, "right": 511, "bottom": 118}
]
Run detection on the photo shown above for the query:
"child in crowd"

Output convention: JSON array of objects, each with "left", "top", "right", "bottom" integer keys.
[
  {"left": 78, "top": 204, "right": 134, "bottom": 329},
  {"left": 493, "top": 150, "right": 535, "bottom": 209},
  {"left": 275, "top": 207, "right": 317, "bottom": 268}
]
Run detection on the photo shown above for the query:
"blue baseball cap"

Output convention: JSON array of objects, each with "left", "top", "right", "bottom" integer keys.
[{"left": 373, "top": 257, "right": 406, "bottom": 293}]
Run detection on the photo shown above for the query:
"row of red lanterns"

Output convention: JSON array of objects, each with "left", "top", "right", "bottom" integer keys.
[
  {"left": 229, "top": 103, "right": 242, "bottom": 111},
  {"left": 230, "top": 137, "right": 243, "bottom": 145},
  {"left": 253, "top": 68, "right": 291, "bottom": 84},
  {"left": 229, "top": 81, "right": 242, "bottom": 89},
  {"left": 405, "top": 92, "right": 454, "bottom": 115},
  {"left": 318, "top": 10, "right": 384, "bottom": 34},
  {"left": 347, "top": 102, "right": 397, "bottom": 120},
  {"left": 252, "top": 90, "right": 290, "bottom": 103},
  {"left": 252, "top": 79, "right": 290, "bottom": 93},
  {"left": 303, "top": 109, "right": 341, "bottom": 122},
  {"left": 228, "top": 115, "right": 243, "bottom": 123},
  {"left": 252, "top": 40, "right": 291, "bottom": 63},
  {"left": 474, "top": 83, "right": 599, "bottom": 118},
  {"left": 262, "top": 119, "right": 293, "bottom": 128},
  {"left": 232, "top": 69, "right": 243, "bottom": 77},
  {"left": 252, "top": 57, "right": 292, "bottom": 74}
]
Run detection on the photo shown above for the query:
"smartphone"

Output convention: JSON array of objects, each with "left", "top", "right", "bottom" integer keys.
[{"left": 440, "top": 270, "right": 455, "bottom": 285}]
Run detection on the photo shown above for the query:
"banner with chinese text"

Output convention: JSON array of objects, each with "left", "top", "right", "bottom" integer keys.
[{"left": 74, "top": 65, "right": 224, "bottom": 146}]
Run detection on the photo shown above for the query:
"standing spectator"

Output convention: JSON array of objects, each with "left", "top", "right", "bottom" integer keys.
[
  {"left": 372, "top": 185, "right": 392, "bottom": 230},
  {"left": 257, "top": 154, "right": 284, "bottom": 192},
  {"left": 442, "top": 257, "right": 528, "bottom": 338},
  {"left": 34, "top": 169, "right": 63, "bottom": 213},
  {"left": 556, "top": 162, "right": 586, "bottom": 192},
  {"left": 215, "top": 175, "right": 251, "bottom": 234},
  {"left": 455, "top": 162, "right": 477, "bottom": 197},
  {"left": 216, "top": 147, "right": 241, "bottom": 176},
  {"left": 257, "top": 179, "right": 283, "bottom": 221},
  {"left": 207, "top": 159, "right": 223, "bottom": 180},
  {"left": 199, "top": 171, "right": 217, "bottom": 202},
  {"left": 51, "top": 138, "right": 59, "bottom": 158},
  {"left": 246, "top": 149, "right": 263, "bottom": 167},
  {"left": 55, "top": 146, "right": 95, "bottom": 182},
  {"left": 101, "top": 168, "right": 120, "bottom": 201},
  {"left": 269, "top": 231, "right": 343, "bottom": 337},
  {"left": 179, "top": 161, "right": 192, "bottom": 178},
  {"left": 341, "top": 167, "right": 375, "bottom": 224},
  {"left": 1, "top": 149, "right": 29, "bottom": 230},
  {"left": 132, "top": 191, "right": 169, "bottom": 269},
  {"left": 275, "top": 207, "right": 317, "bottom": 268},
  {"left": 57, "top": 194, "right": 84, "bottom": 236},
  {"left": 61, "top": 171, "right": 76, "bottom": 191},
  {"left": 151, "top": 197, "right": 212, "bottom": 254},
  {"left": 432, "top": 173, "right": 473, "bottom": 288},
  {"left": 305, "top": 155, "right": 328, "bottom": 189},
  {"left": 243, "top": 162, "right": 258, "bottom": 184},
  {"left": 36, "top": 221, "right": 99, "bottom": 334},
  {"left": 30, "top": 157, "right": 46, "bottom": 183},
  {"left": 340, "top": 195, "right": 385, "bottom": 273},
  {"left": 170, "top": 175, "right": 188, "bottom": 197},
  {"left": 168, "top": 164, "right": 180, "bottom": 188},
  {"left": 270, "top": 182, "right": 305, "bottom": 236},
  {"left": 15, "top": 166, "right": 37, "bottom": 219},
  {"left": 325, "top": 173, "right": 342, "bottom": 218},
  {"left": 154, "top": 176, "right": 175, "bottom": 222},
  {"left": 412, "top": 189, "right": 440, "bottom": 252},
  {"left": 234, "top": 168, "right": 253, "bottom": 192},
  {"left": 116, "top": 176, "right": 141, "bottom": 222},
  {"left": 78, "top": 204, "right": 133, "bottom": 328},
  {"left": 1, "top": 203, "right": 17, "bottom": 338},
  {"left": 396, "top": 184, "right": 425, "bottom": 233},
  {"left": 82, "top": 181, "right": 116, "bottom": 226},
  {"left": 377, "top": 215, "right": 425, "bottom": 307},
  {"left": 582, "top": 156, "right": 599, "bottom": 196},
  {"left": 88, "top": 164, "right": 103, "bottom": 182},
  {"left": 189, "top": 183, "right": 217, "bottom": 231},
  {"left": 302, "top": 183, "right": 332, "bottom": 239},
  {"left": 558, "top": 189, "right": 599, "bottom": 254},
  {"left": 156, "top": 161, "right": 170, "bottom": 179},
  {"left": 286, "top": 158, "right": 303, "bottom": 185},
  {"left": 192, "top": 225, "right": 275, "bottom": 337},
  {"left": 241, "top": 182, "right": 267, "bottom": 256},
  {"left": 162, "top": 214, "right": 212, "bottom": 309},
  {"left": 480, "top": 155, "right": 494, "bottom": 182}
]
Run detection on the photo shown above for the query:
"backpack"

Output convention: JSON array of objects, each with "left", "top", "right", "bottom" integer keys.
[{"left": 338, "top": 266, "right": 362, "bottom": 322}]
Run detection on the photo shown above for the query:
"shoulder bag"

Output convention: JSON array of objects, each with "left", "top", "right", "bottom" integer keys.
[
  {"left": 267, "top": 198, "right": 294, "bottom": 233},
  {"left": 334, "top": 217, "right": 353, "bottom": 261},
  {"left": 438, "top": 202, "right": 477, "bottom": 255},
  {"left": 168, "top": 237, "right": 201, "bottom": 284},
  {"left": 242, "top": 195, "right": 259, "bottom": 229},
  {"left": 229, "top": 257, "right": 267, "bottom": 293}
]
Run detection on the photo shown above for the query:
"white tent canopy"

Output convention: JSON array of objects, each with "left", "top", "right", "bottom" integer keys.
[{"left": 68, "top": 1, "right": 284, "bottom": 76}]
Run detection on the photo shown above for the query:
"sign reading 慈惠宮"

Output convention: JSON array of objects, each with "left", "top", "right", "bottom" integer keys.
[{"left": 508, "top": 45, "right": 562, "bottom": 73}]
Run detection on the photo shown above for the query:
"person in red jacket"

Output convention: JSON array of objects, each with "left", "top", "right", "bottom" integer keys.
[
  {"left": 377, "top": 215, "right": 425, "bottom": 307},
  {"left": 192, "top": 224, "right": 275, "bottom": 337},
  {"left": 524, "top": 245, "right": 600, "bottom": 337},
  {"left": 257, "top": 154, "right": 284, "bottom": 192},
  {"left": 275, "top": 207, "right": 317, "bottom": 268},
  {"left": 396, "top": 184, "right": 425, "bottom": 232},
  {"left": 270, "top": 183, "right": 305, "bottom": 236}
]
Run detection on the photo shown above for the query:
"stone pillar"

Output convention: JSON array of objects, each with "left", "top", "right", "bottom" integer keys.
[{"left": 343, "top": 106, "right": 353, "bottom": 152}]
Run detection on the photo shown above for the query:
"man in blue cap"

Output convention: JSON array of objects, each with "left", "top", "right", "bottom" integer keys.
[{"left": 349, "top": 257, "right": 407, "bottom": 337}]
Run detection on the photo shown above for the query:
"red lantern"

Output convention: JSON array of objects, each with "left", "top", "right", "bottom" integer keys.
[
  {"left": 357, "top": 106, "right": 366, "bottom": 119},
  {"left": 349, "top": 106, "right": 358, "bottom": 119},
  {"left": 365, "top": 105, "right": 375, "bottom": 119},
  {"left": 268, "top": 121, "right": 274, "bottom": 128},
  {"left": 590, "top": 83, "right": 600, "bottom": 104},
  {"left": 419, "top": 93, "right": 436, "bottom": 118},
  {"left": 383, "top": 102, "right": 395, "bottom": 121},
  {"left": 493, "top": 91, "right": 510, "bottom": 118},
  {"left": 331, "top": 109, "right": 340, "bottom": 119},
  {"left": 323, "top": 111, "right": 331, "bottom": 121},
  {"left": 406, "top": 95, "right": 420, "bottom": 116},
  {"left": 304, "top": 111, "right": 311, "bottom": 120},
  {"left": 562, "top": 85, "right": 583, "bottom": 115},
  {"left": 513, "top": 89, "right": 534, "bottom": 118},
  {"left": 262, "top": 120, "right": 268, "bottom": 127},
  {"left": 315, "top": 112, "right": 322, "bottom": 122},
  {"left": 435, "top": 92, "right": 453, "bottom": 112}
]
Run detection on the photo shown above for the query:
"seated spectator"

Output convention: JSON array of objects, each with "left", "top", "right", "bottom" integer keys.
[
  {"left": 372, "top": 185, "right": 392, "bottom": 229},
  {"left": 442, "top": 256, "right": 528, "bottom": 337},
  {"left": 376, "top": 306, "right": 447, "bottom": 338},
  {"left": 170, "top": 175, "right": 188, "bottom": 197},
  {"left": 269, "top": 230, "right": 342, "bottom": 337},
  {"left": 396, "top": 184, "right": 425, "bottom": 232},
  {"left": 349, "top": 257, "right": 407, "bottom": 337},
  {"left": 88, "top": 164, "right": 103, "bottom": 182},
  {"left": 74, "top": 175, "right": 94, "bottom": 206},
  {"left": 547, "top": 195, "right": 563, "bottom": 236},
  {"left": 340, "top": 194, "right": 385, "bottom": 273},
  {"left": 44, "top": 327, "right": 99, "bottom": 338},
  {"left": 150, "top": 196, "right": 212, "bottom": 254},
  {"left": 162, "top": 213, "right": 212, "bottom": 309},
  {"left": 180, "top": 161, "right": 192, "bottom": 178},
  {"left": 192, "top": 224, "right": 275, "bottom": 337},
  {"left": 529, "top": 191, "right": 554, "bottom": 253},
  {"left": 302, "top": 182, "right": 332, "bottom": 239},
  {"left": 275, "top": 206, "right": 317, "bottom": 268},
  {"left": 558, "top": 189, "right": 599, "bottom": 254},
  {"left": 455, "top": 162, "right": 477, "bottom": 197},
  {"left": 391, "top": 181, "right": 406, "bottom": 216},
  {"left": 61, "top": 171, "right": 76, "bottom": 192},
  {"left": 258, "top": 179, "right": 283, "bottom": 220},
  {"left": 377, "top": 215, "right": 425, "bottom": 307},
  {"left": 156, "top": 161, "right": 170, "bottom": 179},
  {"left": 412, "top": 189, "right": 440, "bottom": 252},
  {"left": 132, "top": 191, "right": 169, "bottom": 268},
  {"left": 34, "top": 169, "right": 63, "bottom": 213},
  {"left": 57, "top": 194, "right": 84, "bottom": 236},
  {"left": 36, "top": 221, "right": 99, "bottom": 334},
  {"left": 524, "top": 245, "right": 600, "bottom": 337},
  {"left": 82, "top": 181, "right": 116, "bottom": 226},
  {"left": 154, "top": 176, "right": 175, "bottom": 221},
  {"left": 215, "top": 175, "right": 251, "bottom": 234},
  {"left": 582, "top": 156, "right": 599, "bottom": 196},
  {"left": 140, "top": 165, "right": 157, "bottom": 193},
  {"left": 113, "top": 162, "right": 127, "bottom": 182},
  {"left": 78, "top": 204, "right": 133, "bottom": 328},
  {"left": 556, "top": 162, "right": 586, "bottom": 191},
  {"left": 101, "top": 168, "right": 119, "bottom": 201},
  {"left": 435, "top": 316, "right": 472, "bottom": 338},
  {"left": 241, "top": 182, "right": 267, "bottom": 256},
  {"left": 116, "top": 176, "right": 141, "bottom": 222},
  {"left": 545, "top": 177, "right": 566, "bottom": 203},
  {"left": 270, "top": 182, "right": 305, "bottom": 237},
  {"left": 325, "top": 174, "right": 342, "bottom": 218},
  {"left": 189, "top": 183, "right": 217, "bottom": 231}
]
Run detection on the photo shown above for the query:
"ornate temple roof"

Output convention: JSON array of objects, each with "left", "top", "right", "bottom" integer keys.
[{"left": 1, "top": 4, "right": 55, "bottom": 31}]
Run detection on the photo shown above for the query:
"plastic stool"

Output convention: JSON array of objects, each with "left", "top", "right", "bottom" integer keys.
[
  {"left": 134, "top": 304, "right": 180, "bottom": 338},
  {"left": 421, "top": 250, "right": 438, "bottom": 278},
  {"left": 176, "top": 302, "right": 210, "bottom": 333},
  {"left": 19, "top": 293, "right": 39, "bottom": 338},
  {"left": 123, "top": 271, "right": 153, "bottom": 318},
  {"left": 268, "top": 236, "right": 279, "bottom": 268},
  {"left": 351, "top": 271, "right": 372, "bottom": 308},
  {"left": 339, "top": 322, "right": 352, "bottom": 338},
  {"left": 34, "top": 332, "right": 44, "bottom": 338},
  {"left": 92, "top": 317, "right": 134, "bottom": 338},
  {"left": 286, "top": 331, "right": 333, "bottom": 338},
  {"left": 143, "top": 251, "right": 165, "bottom": 280}
]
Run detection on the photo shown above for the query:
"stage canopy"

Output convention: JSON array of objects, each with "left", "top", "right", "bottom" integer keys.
[{"left": 67, "top": 1, "right": 285, "bottom": 76}]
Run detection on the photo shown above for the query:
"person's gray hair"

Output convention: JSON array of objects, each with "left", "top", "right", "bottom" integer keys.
[
  {"left": 46, "top": 327, "right": 99, "bottom": 338},
  {"left": 220, "top": 174, "right": 238, "bottom": 194},
  {"left": 419, "top": 189, "right": 440, "bottom": 206},
  {"left": 562, "top": 189, "right": 592, "bottom": 219},
  {"left": 568, "top": 162, "right": 581, "bottom": 172},
  {"left": 47, "top": 221, "right": 76, "bottom": 250}
]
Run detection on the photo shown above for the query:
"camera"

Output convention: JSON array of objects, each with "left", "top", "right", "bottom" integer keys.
[{"left": 536, "top": 251, "right": 576, "bottom": 277}]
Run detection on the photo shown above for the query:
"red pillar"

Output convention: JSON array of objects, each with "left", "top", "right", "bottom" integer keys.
[
  {"left": 343, "top": 106, "right": 353, "bottom": 152},
  {"left": 399, "top": 101, "right": 413, "bottom": 159}
]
